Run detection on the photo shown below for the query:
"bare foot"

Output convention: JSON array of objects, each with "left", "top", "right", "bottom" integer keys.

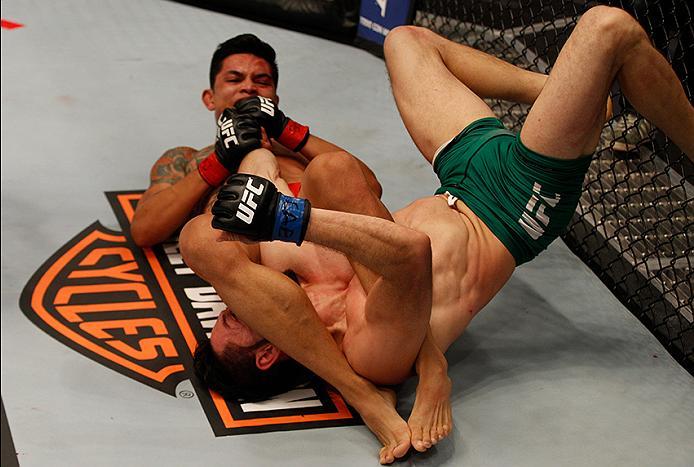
[
  {"left": 407, "top": 368, "right": 453, "bottom": 452},
  {"left": 347, "top": 382, "right": 411, "bottom": 464},
  {"left": 379, "top": 387, "right": 398, "bottom": 408}
]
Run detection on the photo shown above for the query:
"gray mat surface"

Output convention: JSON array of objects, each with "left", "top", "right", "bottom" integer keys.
[{"left": 2, "top": 1, "right": 693, "bottom": 466}]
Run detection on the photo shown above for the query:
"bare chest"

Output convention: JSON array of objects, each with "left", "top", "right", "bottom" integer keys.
[{"left": 261, "top": 241, "right": 355, "bottom": 327}]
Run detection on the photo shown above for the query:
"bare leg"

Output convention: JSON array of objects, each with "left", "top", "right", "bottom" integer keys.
[
  {"left": 382, "top": 25, "right": 564, "bottom": 451},
  {"left": 301, "top": 152, "right": 392, "bottom": 292},
  {"left": 406, "top": 327, "right": 452, "bottom": 451},
  {"left": 521, "top": 6, "right": 694, "bottom": 159},
  {"left": 305, "top": 154, "right": 452, "bottom": 451},
  {"left": 180, "top": 149, "right": 411, "bottom": 465},
  {"left": 303, "top": 205, "right": 432, "bottom": 386},
  {"left": 384, "top": 25, "right": 548, "bottom": 162}
]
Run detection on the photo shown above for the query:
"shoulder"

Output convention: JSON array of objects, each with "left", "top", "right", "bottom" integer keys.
[{"left": 148, "top": 145, "right": 213, "bottom": 186}]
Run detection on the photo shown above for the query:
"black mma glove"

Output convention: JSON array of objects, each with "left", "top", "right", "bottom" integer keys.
[
  {"left": 234, "top": 96, "right": 310, "bottom": 152},
  {"left": 198, "top": 108, "right": 262, "bottom": 186},
  {"left": 211, "top": 174, "right": 311, "bottom": 245}
]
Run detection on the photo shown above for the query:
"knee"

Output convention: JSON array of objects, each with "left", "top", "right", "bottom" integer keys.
[
  {"left": 237, "top": 148, "right": 281, "bottom": 182},
  {"left": 384, "top": 25, "right": 433, "bottom": 60},
  {"left": 303, "top": 152, "right": 381, "bottom": 207},
  {"left": 179, "top": 214, "right": 215, "bottom": 274},
  {"left": 384, "top": 227, "right": 431, "bottom": 281},
  {"left": 581, "top": 6, "right": 648, "bottom": 51},
  {"left": 179, "top": 214, "right": 245, "bottom": 281}
]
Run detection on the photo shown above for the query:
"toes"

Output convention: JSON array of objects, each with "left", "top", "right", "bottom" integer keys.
[
  {"left": 429, "top": 426, "right": 440, "bottom": 445},
  {"left": 393, "top": 439, "right": 411, "bottom": 459},
  {"left": 443, "top": 410, "right": 453, "bottom": 437},
  {"left": 380, "top": 437, "right": 411, "bottom": 464},
  {"left": 409, "top": 423, "right": 427, "bottom": 452},
  {"left": 421, "top": 431, "right": 433, "bottom": 449},
  {"left": 379, "top": 446, "right": 394, "bottom": 465}
]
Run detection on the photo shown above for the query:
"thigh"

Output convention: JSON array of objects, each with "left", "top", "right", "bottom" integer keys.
[
  {"left": 520, "top": 9, "right": 620, "bottom": 158},
  {"left": 385, "top": 27, "right": 495, "bottom": 163},
  {"left": 341, "top": 262, "right": 431, "bottom": 386}
]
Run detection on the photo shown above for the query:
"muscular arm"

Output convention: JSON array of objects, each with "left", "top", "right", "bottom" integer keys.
[
  {"left": 180, "top": 149, "right": 412, "bottom": 462},
  {"left": 297, "top": 134, "right": 346, "bottom": 160},
  {"left": 273, "top": 132, "right": 355, "bottom": 161},
  {"left": 131, "top": 146, "right": 213, "bottom": 247}
]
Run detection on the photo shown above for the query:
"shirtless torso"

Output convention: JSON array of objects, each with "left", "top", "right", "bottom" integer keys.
[
  {"left": 260, "top": 240, "right": 353, "bottom": 338},
  {"left": 394, "top": 195, "right": 515, "bottom": 352},
  {"left": 263, "top": 188, "right": 516, "bottom": 358}
]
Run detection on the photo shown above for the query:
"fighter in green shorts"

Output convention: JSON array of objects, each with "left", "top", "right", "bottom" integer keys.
[
  {"left": 179, "top": 7, "right": 693, "bottom": 463},
  {"left": 377, "top": 5, "right": 693, "bottom": 454},
  {"left": 432, "top": 117, "right": 593, "bottom": 265}
]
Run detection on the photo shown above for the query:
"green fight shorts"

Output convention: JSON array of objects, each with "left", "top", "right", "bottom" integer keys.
[{"left": 433, "top": 117, "right": 592, "bottom": 265}]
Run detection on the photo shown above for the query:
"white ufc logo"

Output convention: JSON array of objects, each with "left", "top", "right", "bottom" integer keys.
[
  {"left": 218, "top": 114, "right": 238, "bottom": 149},
  {"left": 236, "top": 177, "right": 265, "bottom": 224},
  {"left": 518, "top": 182, "right": 560, "bottom": 240},
  {"left": 258, "top": 96, "right": 275, "bottom": 117}
]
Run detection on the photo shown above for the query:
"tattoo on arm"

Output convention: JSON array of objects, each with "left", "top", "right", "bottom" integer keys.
[
  {"left": 191, "top": 146, "right": 214, "bottom": 170},
  {"left": 149, "top": 147, "right": 199, "bottom": 186}
]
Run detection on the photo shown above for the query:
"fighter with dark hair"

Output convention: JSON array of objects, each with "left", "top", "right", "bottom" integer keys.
[
  {"left": 192, "top": 271, "right": 313, "bottom": 402},
  {"left": 177, "top": 5, "right": 693, "bottom": 463},
  {"left": 130, "top": 33, "right": 418, "bottom": 464}
]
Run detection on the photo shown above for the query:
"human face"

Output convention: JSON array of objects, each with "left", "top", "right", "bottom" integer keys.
[
  {"left": 203, "top": 53, "right": 278, "bottom": 119},
  {"left": 209, "top": 307, "right": 265, "bottom": 355}
]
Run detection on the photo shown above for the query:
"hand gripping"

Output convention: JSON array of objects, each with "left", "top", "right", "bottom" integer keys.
[{"left": 211, "top": 174, "right": 311, "bottom": 245}]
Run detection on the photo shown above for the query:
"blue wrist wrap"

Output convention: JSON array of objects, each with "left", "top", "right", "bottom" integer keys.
[{"left": 272, "top": 194, "right": 310, "bottom": 245}]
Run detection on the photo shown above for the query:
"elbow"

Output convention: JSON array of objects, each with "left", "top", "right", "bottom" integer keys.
[
  {"left": 390, "top": 230, "right": 432, "bottom": 281},
  {"left": 407, "top": 232, "right": 432, "bottom": 274},
  {"left": 130, "top": 221, "right": 158, "bottom": 248}
]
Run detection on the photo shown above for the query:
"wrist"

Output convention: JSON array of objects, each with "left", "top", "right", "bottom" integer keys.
[
  {"left": 277, "top": 119, "right": 310, "bottom": 152},
  {"left": 198, "top": 152, "right": 231, "bottom": 187},
  {"left": 271, "top": 194, "right": 311, "bottom": 245}
]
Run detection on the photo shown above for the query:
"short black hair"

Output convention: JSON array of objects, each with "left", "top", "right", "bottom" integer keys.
[
  {"left": 193, "top": 338, "right": 313, "bottom": 402},
  {"left": 194, "top": 270, "right": 313, "bottom": 402},
  {"left": 209, "top": 33, "right": 279, "bottom": 88}
]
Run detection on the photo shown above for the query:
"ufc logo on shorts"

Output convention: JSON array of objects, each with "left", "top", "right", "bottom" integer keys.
[
  {"left": 236, "top": 177, "right": 265, "bottom": 224},
  {"left": 218, "top": 114, "right": 238, "bottom": 149},
  {"left": 518, "top": 182, "right": 560, "bottom": 240},
  {"left": 257, "top": 96, "right": 275, "bottom": 117}
]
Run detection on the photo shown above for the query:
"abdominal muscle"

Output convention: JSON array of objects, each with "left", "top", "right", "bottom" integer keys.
[{"left": 394, "top": 195, "right": 516, "bottom": 352}]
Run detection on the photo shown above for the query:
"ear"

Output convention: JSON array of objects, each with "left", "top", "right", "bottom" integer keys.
[
  {"left": 254, "top": 343, "right": 284, "bottom": 371},
  {"left": 202, "top": 89, "right": 215, "bottom": 111}
]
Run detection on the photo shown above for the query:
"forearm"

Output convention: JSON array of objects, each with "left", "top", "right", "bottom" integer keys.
[
  {"left": 305, "top": 208, "right": 429, "bottom": 280},
  {"left": 181, "top": 216, "right": 372, "bottom": 401},
  {"left": 216, "top": 149, "right": 412, "bottom": 276},
  {"left": 131, "top": 171, "right": 210, "bottom": 246},
  {"left": 298, "top": 134, "right": 346, "bottom": 160}
]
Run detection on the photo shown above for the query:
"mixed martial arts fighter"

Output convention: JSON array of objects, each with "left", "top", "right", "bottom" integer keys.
[
  {"left": 189, "top": 5, "right": 693, "bottom": 463},
  {"left": 130, "top": 33, "right": 420, "bottom": 464}
]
